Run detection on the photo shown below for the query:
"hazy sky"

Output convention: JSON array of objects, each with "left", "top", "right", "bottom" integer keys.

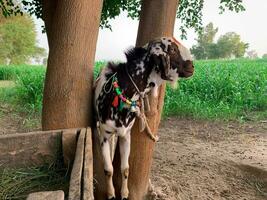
[{"left": 36, "top": 0, "right": 267, "bottom": 61}]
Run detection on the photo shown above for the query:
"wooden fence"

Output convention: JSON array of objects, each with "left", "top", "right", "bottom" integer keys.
[{"left": 0, "top": 127, "right": 94, "bottom": 200}]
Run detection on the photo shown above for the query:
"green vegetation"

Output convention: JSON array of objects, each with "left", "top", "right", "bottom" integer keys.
[
  {"left": 0, "top": 15, "right": 46, "bottom": 64},
  {"left": 191, "top": 23, "right": 248, "bottom": 59},
  {"left": 0, "top": 163, "right": 69, "bottom": 199},
  {"left": 164, "top": 59, "right": 267, "bottom": 120},
  {"left": 0, "top": 65, "right": 45, "bottom": 114},
  {"left": 0, "top": 59, "right": 267, "bottom": 121}
]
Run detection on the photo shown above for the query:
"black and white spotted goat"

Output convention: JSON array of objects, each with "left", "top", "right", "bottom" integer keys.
[{"left": 94, "top": 37, "right": 194, "bottom": 199}]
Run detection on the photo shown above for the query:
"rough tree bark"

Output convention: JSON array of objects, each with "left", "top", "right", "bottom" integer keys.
[
  {"left": 42, "top": 0, "right": 103, "bottom": 130},
  {"left": 113, "top": 0, "right": 179, "bottom": 199},
  {"left": 42, "top": 0, "right": 58, "bottom": 47}
]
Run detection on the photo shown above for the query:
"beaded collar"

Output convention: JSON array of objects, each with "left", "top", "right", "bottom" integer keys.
[{"left": 111, "top": 76, "right": 139, "bottom": 112}]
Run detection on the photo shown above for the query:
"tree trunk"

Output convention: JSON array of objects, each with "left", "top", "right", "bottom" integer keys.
[
  {"left": 42, "top": 0, "right": 103, "bottom": 130},
  {"left": 113, "top": 1, "right": 179, "bottom": 199},
  {"left": 42, "top": 0, "right": 58, "bottom": 47}
]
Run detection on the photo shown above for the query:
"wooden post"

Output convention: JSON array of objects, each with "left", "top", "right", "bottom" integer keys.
[
  {"left": 83, "top": 128, "right": 94, "bottom": 200},
  {"left": 62, "top": 129, "right": 79, "bottom": 166},
  {"left": 68, "top": 129, "right": 86, "bottom": 200},
  {"left": 113, "top": 0, "right": 179, "bottom": 199},
  {"left": 67, "top": 128, "right": 94, "bottom": 200}
]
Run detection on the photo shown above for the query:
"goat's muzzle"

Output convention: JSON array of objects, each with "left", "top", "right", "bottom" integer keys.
[{"left": 179, "top": 60, "right": 194, "bottom": 78}]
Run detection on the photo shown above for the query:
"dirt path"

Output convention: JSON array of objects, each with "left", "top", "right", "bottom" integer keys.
[
  {"left": 0, "top": 110, "right": 266, "bottom": 200},
  {"left": 0, "top": 105, "right": 40, "bottom": 135},
  {"left": 150, "top": 117, "right": 267, "bottom": 200}
]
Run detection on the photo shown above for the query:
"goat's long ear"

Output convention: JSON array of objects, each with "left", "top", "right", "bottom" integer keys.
[{"left": 151, "top": 54, "right": 171, "bottom": 80}]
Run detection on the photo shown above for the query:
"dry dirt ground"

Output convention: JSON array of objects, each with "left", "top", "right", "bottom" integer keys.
[
  {"left": 150, "top": 117, "right": 267, "bottom": 200},
  {"left": 0, "top": 109, "right": 266, "bottom": 200},
  {"left": 0, "top": 105, "right": 40, "bottom": 135}
]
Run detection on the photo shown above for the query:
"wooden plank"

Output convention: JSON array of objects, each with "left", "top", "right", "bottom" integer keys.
[
  {"left": 92, "top": 127, "right": 106, "bottom": 200},
  {"left": 83, "top": 127, "right": 94, "bottom": 200},
  {"left": 68, "top": 128, "right": 86, "bottom": 200},
  {"left": 27, "top": 190, "right": 64, "bottom": 200},
  {"left": 62, "top": 129, "right": 79, "bottom": 166},
  {"left": 0, "top": 130, "right": 62, "bottom": 168}
]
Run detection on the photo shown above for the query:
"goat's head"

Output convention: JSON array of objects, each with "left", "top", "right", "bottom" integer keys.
[{"left": 146, "top": 37, "right": 194, "bottom": 86}]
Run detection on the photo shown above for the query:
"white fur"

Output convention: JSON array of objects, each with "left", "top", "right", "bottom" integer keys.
[
  {"left": 147, "top": 70, "right": 164, "bottom": 97},
  {"left": 177, "top": 43, "right": 193, "bottom": 61},
  {"left": 94, "top": 67, "right": 112, "bottom": 113}
]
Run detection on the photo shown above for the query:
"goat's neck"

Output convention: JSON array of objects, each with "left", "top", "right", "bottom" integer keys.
[{"left": 125, "top": 58, "right": 164, "bottom": 98}]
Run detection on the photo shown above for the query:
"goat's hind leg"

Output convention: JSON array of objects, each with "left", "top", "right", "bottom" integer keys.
[
  {"left": 119, "top": 132, "right": 131, "bottom": 200},
  {"left": 99, "top": 130, "right": 115, "bottom": 199}
]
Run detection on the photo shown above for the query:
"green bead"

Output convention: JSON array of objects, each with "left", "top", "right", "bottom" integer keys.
[
  {"left": 117, "top": 90, "right": 122, "bottom": 95},
  {"left": 119, "top": 101, "right": 125, "bottom": 111}
]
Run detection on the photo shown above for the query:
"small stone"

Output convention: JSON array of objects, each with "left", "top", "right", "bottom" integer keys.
[{"left": 27, "top": 190, "right": 64, "bottom": 200}]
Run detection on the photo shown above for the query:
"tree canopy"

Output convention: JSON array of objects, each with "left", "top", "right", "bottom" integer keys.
[
  {"left": 0, "top": 14, "right": 46, "bottom": 64},
  {"left": 191, "top": 22, "right": 248, "bottom": 59},
  {"left": 0, "top": 0, "right": 245, "bottom": 39}
]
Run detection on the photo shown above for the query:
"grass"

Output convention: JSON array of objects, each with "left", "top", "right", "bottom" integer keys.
[
  {"left": 164, "top": 59, "right": 267, "bottom": 121},
  {"left": 0, "top": 65, "right": 45, "bottom": 114},
  {"left": 0, "top": 163, "right": 69, "bottom": 199},
  {"left": 0, "top": 65, "right": 44, "bottom": 81},
  {"left": 0, "top": 59, "right": 267, "bottom": 121}
]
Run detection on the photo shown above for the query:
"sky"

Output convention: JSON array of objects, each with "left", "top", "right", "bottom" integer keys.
[{"left": 35, "top": 0, "right": 267, "bottom": 61}]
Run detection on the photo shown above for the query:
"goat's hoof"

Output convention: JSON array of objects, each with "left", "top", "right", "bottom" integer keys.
[
  {"left": 107, "top": 197, "right": 116, "bottom": 200},
  {"left": 122, "top": 198, "right": 128, "bottom": 200}
]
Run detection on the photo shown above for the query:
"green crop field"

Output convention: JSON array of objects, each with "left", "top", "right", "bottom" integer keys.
[
  {"left": 0, "top": 58, "right": 266, "bottom": 121},
  {"left": 164, "top": 59, "right": 267, "bottom": 120}
]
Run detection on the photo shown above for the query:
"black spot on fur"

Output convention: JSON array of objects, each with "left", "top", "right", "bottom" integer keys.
[
  {"left": 149, "top": 82, "right": 155, "bottom": 87},
  {"left": 104, "top": 137, "right": 107, "bottom": 142},
  {"left": 125, "top": 47, "right": 147, "bottom": 63}
]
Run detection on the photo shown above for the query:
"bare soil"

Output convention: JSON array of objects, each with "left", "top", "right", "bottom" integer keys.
[
  {"left": 0, "top": 105, "right": 40, "bottom": 135},
  {"left": 0, "top": 109, "right": 266, "bottom": 200},
  {"left": 150, "top": 117, "right": 267, "bottom": 200}
]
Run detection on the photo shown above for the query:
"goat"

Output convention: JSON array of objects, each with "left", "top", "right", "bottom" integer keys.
[{"left": 94, "top": 37, "right": 194, "bottom": 199}]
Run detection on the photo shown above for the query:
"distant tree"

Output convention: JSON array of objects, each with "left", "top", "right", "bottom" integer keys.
[
  {"left": 191, "top": 22, "right": 218, "bottom": 59},
  {"left": 206, "top": 43, "right": 220, "bottom": 59},
  {"left": 198, "top": 22, "right": 218, "bottom": 44},
  {"left": 191, "top": 23, "right": 248, "bottom": 59},
  {"left": 262, "top": 53, "right": 267, "bottom": 59},
  {"left": 247, "top": 50, "right": 258, "bottom": 59},
  {"left": 32, "top": 46, "right": 46, "bottom": 64},
  {"left": 42, "top": 57, "right": 47, "bottom": 66},
  {"left": 217, "top": 32, "right": 248, "bottom": 58},
  {"left": 0, "top": 15, "right": 46, "bottom": 64}
]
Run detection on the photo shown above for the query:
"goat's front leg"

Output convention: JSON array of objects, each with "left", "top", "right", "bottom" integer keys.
[
  {"left": 100, "top": 131, "right": 115, "bottom": 199},
  {"left": 119, "top": 131, "right": 131, "bottom": 200}
]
